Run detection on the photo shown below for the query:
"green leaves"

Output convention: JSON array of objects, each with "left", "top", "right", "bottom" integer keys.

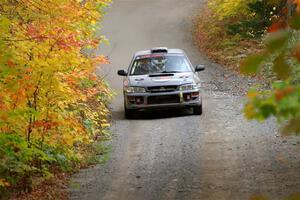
[
  {"left": 282, "top": 117, "right": 300, "bottom": 135},
  {"left": 0, "top": 16, "right": 10, "bottom": 36},
  {"left": 265, "top": 31, "right": 289, "bottom": 53},
  {"left": 240, "top": 17, "right": 300, "bottom": 134},
  {"left": 240, "top": 31, "right": 291, "bottom": 78},
  {"left": 244, "top": 81, "right": 300, "bottom": 135},
  {"left": 240, "top": 54, "right": 265, "bottom": 75},
  {"left": 273, "top": 54, "right": 291, "bottom": 80},
  {"left": 260, "top": 104, "right": 276, "bottom": 118},
  {"left": 289, "top": 14, "right": 300, "bottom": 30}
]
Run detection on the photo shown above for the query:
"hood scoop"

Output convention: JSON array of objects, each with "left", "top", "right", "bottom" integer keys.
[{"left": 149, "top": 73, "right": 174, "bottom": 77}]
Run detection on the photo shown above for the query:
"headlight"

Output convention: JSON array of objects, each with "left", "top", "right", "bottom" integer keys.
[
  {"left": 179, "top": 83, "right": 200, "bottom": 91},
  {"left": 125, "top": 86, "right": 146, "bottom": 93}
]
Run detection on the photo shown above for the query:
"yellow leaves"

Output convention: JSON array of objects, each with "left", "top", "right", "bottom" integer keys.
[
  {"left": 100, "top": 118, "right": 110, "bottom": 128},
  {"left": 101, "top": 123, "right": 110, "bottom": 128},
  {"left": 244, "top": 103, "right": 256, "bottom": 119},
  {"left": 100, "top": 121, "right": 110, "bottom": 128},
  {"left": 247, "top": 91, "right": 258, "bottom": 100},
  {"left": 208, "top": 0, "right": 250, "bottom": 20},
  {"left": 0, "top": 178, "right": 10, "bottom": 187},
  {"left": 99, "top": 111, "right": 107, "bottom": 116}
]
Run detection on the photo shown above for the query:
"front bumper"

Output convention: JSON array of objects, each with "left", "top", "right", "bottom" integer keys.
[{"left": 124, "top": 90, "right": 202, "bottom": 110}]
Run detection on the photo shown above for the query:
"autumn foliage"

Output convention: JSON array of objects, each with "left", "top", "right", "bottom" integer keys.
[
  {"left": 0, "top": 0, "right": 112, "bottom": 194},
  {"left": 194, "top": 0, "right": 293, "bottom": 73}
]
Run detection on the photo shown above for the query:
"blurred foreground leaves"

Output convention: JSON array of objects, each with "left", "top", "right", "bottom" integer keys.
[{"left": 241, "top": 5, "right": 300, "bottom": 135}]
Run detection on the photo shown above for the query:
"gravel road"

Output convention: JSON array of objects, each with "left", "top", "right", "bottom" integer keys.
[{"left": 70, "top": 0, "right": 300, "bottom": 199}]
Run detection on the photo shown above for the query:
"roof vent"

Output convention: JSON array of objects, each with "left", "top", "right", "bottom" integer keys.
[{"left": 151, "top": 47, "right": 168, "bottom": 54}]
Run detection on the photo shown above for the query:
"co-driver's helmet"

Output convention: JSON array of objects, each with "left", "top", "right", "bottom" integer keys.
[{"left": 151, "top": 56, "right": 166, "bottom": 71}]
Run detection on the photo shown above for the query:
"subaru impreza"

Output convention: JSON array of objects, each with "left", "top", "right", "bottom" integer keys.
[{"left": 117, "top": 47, "right": 205, "bottom": 118}]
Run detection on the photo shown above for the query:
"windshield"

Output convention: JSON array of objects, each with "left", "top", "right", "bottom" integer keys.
[{"left": 130, "top": 54, "right": 192, "bottom": 75}]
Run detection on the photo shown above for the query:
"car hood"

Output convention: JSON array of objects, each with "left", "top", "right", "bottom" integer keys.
[{"left": 127, "top": 72, "right": 198, "bottom": 87}]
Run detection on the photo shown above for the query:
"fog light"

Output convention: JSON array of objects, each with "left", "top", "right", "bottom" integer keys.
[
  {"left": 128, "top": 96, "right": 135, "bottom": 101},
  {"left": 191, "top": 92, "right": 199, "bottom": 97}
]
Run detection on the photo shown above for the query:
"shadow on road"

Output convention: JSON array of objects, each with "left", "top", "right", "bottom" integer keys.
[{"left": 112, "top": 108, "right": 195, "bottom": 120}]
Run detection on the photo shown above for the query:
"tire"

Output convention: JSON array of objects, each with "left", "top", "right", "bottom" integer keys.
[
  {"left": 193, "top": 104, "right": 203, "bottom": 115},
  {"left": 125, "top": 107, "right": 134, "bottom": 119}
]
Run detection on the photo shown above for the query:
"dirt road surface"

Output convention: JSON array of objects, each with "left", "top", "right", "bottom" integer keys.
[{"left": 70, "top": 1, "right": 300, "bottom": 199}]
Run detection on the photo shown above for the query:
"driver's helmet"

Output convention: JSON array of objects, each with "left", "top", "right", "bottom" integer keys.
[{"left": 151, "top": 56, "right": 167, "bottom": 71}]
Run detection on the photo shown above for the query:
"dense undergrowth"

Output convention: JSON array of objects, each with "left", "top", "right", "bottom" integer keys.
[
  {"left": 0, "top": 0, "right": 112, "bottom": 198},
  {"left": 194, "top": 0, "right": 286, "bottom": 71}
]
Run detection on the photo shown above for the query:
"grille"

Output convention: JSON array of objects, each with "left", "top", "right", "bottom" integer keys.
[
  {"left": 147, "top": 95, "right": 180, "bottom": 105},
  {"left": 147, "top": 85, "right": 178, "bottom": 93}
]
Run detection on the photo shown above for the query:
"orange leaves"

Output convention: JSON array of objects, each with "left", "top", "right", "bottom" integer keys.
[
  {"left": 7, "top": 59, "right": 15, "bottom": 67},
  {"left": 267, "top": 20, "right": 287, "bottom": 33},
  {"left": 294, "top": 0, "right": 300, "bottom": 13},
  {"left": 267, "top": 1, "right": 300, "bottom": 33},
  {"left": 92, "top": 55, "right": 110, "bottom": 65},
  {"left": 294, "top": 44, "right": 300, "bottom": 62},
  {"left": 33, "top": 120, "right": 59, "bottom": 130},
  {"left": 0, "top": 96, "right": 8, "bottom": 113},
  {"left": 26, "top": 24, "right": 82, "bottom": 51},
  {"left": 56, "top": 33, "right": 81, "bottom": 50},
  {"left": 275, "top": 87, "right": 295, "bottom": 101},
  {"left": 26, "top": 23, "right": 47, "bottom": 42}
]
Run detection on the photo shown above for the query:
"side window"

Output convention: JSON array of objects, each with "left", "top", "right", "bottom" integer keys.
[{"left": 130, "top": 60, "right": 138, "bottom": 75}]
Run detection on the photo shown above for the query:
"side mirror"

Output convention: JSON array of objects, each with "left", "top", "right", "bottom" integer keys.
[
  {"left": 195, "top": 64, "right": 205, "bottom": 72},
  {"left": 117, "top": 69, "right": 128, "bottom": 76}
]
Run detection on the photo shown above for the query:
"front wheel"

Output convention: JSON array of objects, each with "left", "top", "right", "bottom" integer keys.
[{"left": 193, "top": 104, "right": 202, "bottom": 115}]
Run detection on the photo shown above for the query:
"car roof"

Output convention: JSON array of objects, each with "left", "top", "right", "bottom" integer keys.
[{"left": 134, "top": 48, "right": 185, "bottom": 57}]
